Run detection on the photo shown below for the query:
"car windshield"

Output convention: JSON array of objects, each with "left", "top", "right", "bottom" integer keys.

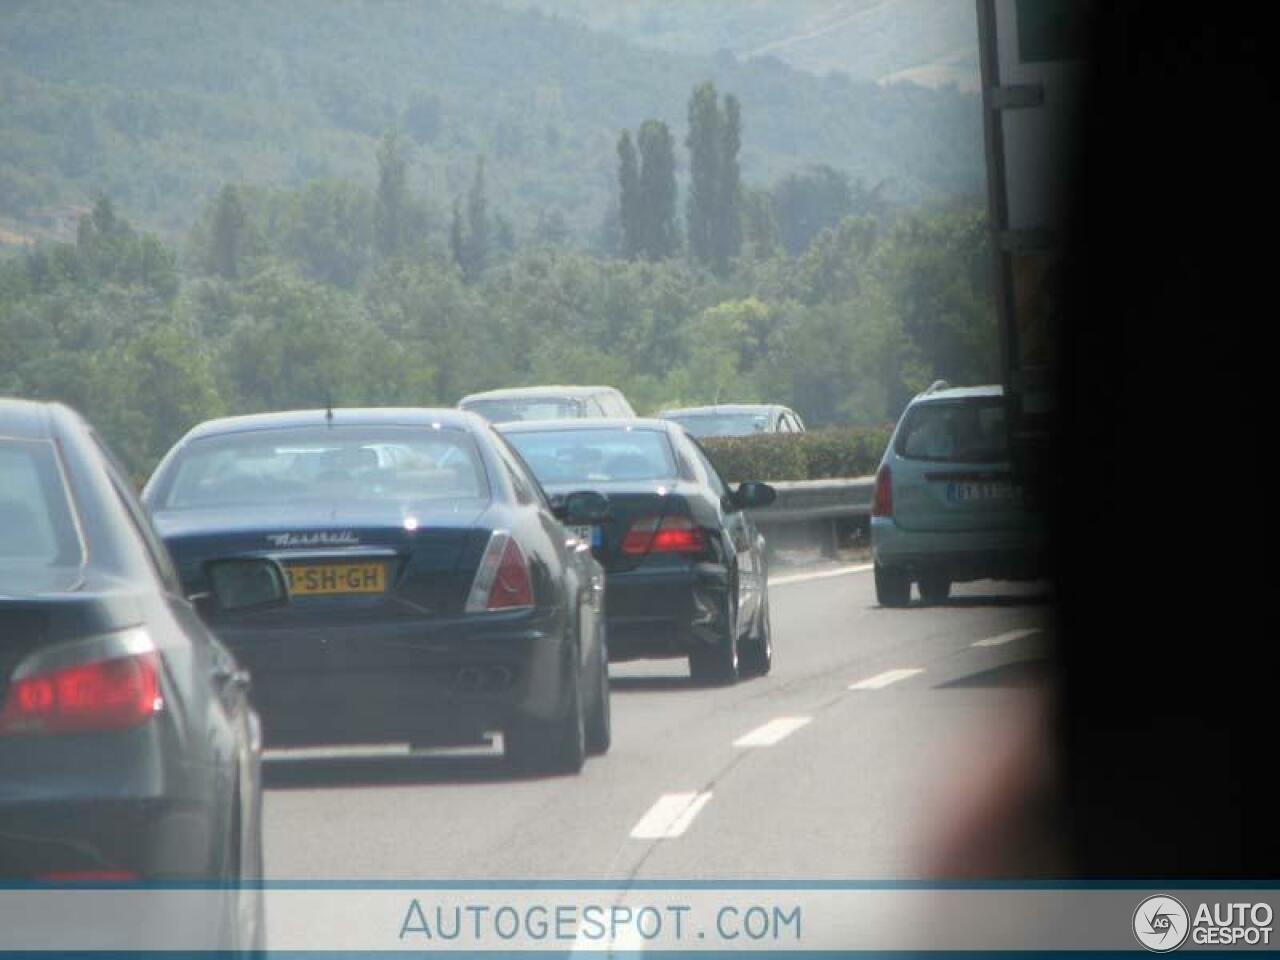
[
  {"left": 464, "top": 398, "right": 583, "bottom": 422},
  {"left": 155, "top": 426, "right": 489, "bottom": 509},
  {"left": 897, "top": 399, "right": 1009, "bottom": 463},
  {"left": 504, "top": 428, "right": 678, "bottom": 484},
  {"left": 0, "top": 440, "right": 83, "bottom": 567},
  {"left": 669, "top": 413, "right": 772, "bottom": 437}
]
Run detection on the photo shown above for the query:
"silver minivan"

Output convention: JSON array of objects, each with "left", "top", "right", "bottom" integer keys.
[{"left": 458, "top": 385, "right": 636, "bottom": 423}]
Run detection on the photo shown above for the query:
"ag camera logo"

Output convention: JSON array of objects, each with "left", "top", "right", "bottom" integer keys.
[{"left": 1133, "top": 895, "right": 1190, "bottom": 952}]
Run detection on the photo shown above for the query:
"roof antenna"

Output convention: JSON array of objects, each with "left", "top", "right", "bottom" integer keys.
[{"left": 324, "top": 389, "right": 335, "bottom": 427}]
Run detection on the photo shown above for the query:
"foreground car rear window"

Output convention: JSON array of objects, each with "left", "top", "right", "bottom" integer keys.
[
  {"left": 156, "top": 426, "right": 491, "bottom": 510},
  {"left": 896, "top": 399, "right": 1009, "bottom": 463},
  {"left": 0, "top": 439, "right": 84, "bottom": 566},
  {"left": 505, "top": 428, "right": 678, "bottom": 484},
  {"left": 464, "top": 398, "right": 583, "bottom": 422}
]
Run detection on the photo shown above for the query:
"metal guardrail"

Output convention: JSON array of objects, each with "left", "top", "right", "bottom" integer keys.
[{"left": 747, "top": 477, "right": 876, "bottom": 558}]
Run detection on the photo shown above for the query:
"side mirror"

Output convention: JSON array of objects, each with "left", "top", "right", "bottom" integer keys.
[
  {"left": 196, "top": 557, "right": 290, "bottom": 616},
  {"left": 733, "top": 481, "right": 777, "bottom": 511},
  {"left": 555, "top": 490, "right": 610, "bottom": 525}
]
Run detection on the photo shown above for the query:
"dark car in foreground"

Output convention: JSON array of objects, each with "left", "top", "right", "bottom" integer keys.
[
  {"left": 870, "top": 383, "right": 1047, "bottom": 605},
  {"left": 459, "top": 385, "right": 636, "bottom": 422},
  {"left": 142, "top": 408, "right": 610, "bottom": 774},
  {"left": 0, "top": 398, "right": 275, "bottom": 946},
  {"left": 659, "top": 403, "right": 806, "bottom": 438},
  {"left": 498, "top": 418, "right": 776, "bottom": 684}
]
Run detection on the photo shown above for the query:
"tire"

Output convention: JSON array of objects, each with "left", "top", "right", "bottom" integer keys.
[
  {"left": 506, "top": 660, "right": 586, "bottom": 775},
  {"left": 739, "top": 591, "right": 773, "bottom": 678},
  {"left": 918, "top": 574, "right": 951, "bottom": 605},
  {"left": 688, "top": 594, "right": 739, "bottom": 685},
  {"left": 874, "top": 563, "right": 911, "bottom": 608},
  {"left": 584, "top": 629, "right": 611, "bottom": 755}
]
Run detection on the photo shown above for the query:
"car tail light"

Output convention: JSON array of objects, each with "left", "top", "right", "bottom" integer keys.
[
  {"left": 872, "top": 464, "right": 893, "bottom": 517},
  {"left": 0, "top": 650, "right": 163, "bottom": 736},
  {"left": 36, "top": 870, "right": 140, "bottom": 883},
  {"left": 621, "top": 515, "right": 706, "bottom": 555},
  {"left": 466, "top": 531, "right": 534, "bottom": 612}
]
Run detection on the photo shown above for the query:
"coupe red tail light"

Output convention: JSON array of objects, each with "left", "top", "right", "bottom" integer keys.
[
  {"left": 621, "top": 515, "right": 706, "bottom": 555},
  {"left": 35, "top": 870, "right": 140, "bottom": 883},
  {"left": 871, "top": 464, "right": 894, "bottom": 518},
  {"left": 466, "top": 531, "right": 534, "bottom": 612},
  {"left": 0, "top": 651, "right": 163, "bottom": 736}
]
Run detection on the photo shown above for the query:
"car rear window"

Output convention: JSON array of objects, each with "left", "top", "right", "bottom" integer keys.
[
  {"left": 154, "top": 426, "right": 490, "bottom": 510},
  {"left": 896, "top": 398, "right": 1009, "bottom": 463},
  {"left": 463, "top": 397, "right": 583, "bottom": 422},
  {"left": 668, "top": 413, "right": 770, "bottom": 437},
  {"left": 0, "top": 439, "right": 84, "bottom": 566},
  {"left": 503, "top": 428, "right": 678, "bottom": 484}
]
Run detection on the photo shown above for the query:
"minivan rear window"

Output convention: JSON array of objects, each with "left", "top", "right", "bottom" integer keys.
[
  {"left": 896, "top": 399, "right": 1009, "bottom": 463},
  {"left": 0, "top": 439, "right": 84, "bottom": 566},
  {"left": 463, "top": 398, "right": 583, "bottom": 422}
]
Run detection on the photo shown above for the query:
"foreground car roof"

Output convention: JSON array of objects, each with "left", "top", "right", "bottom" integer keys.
[
  {"left": 179, "top": 407, "right": 481, "bottom": 440},
  {"left": 0, "top": 396, "right": 58, "bottom": 440},
  {"left": 914, "top": 384, "right": 1004, "bottom": 403}
]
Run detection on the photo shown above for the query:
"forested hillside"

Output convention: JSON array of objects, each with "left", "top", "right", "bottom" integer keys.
[{"left": 0, "top": 0, "right": 982, "bottom": 244}]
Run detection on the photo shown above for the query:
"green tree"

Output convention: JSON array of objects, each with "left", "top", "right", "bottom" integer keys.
[
  {"left": 617, "top": 130, "right": 642, "bottom": 260},
  {"left": 685, "top": 81, "right": 721, "bottom": 270},
  {"left": 716, "top": 94, "right": 743, "bottom": 271},
  {"left": 636, "top": 119, "right": 678, "bottom": 260},
  {"left": 462, "top": 155, "right": 490, "bottom": 281},
  {"left": 208, "top": 184, "right": 249, "bottom": 280},
  {"left": 374, "top": 131, "right": 410, "bottom": 260}
]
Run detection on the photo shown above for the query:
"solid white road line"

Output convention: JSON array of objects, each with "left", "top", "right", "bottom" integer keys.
[
  {"left": 630, "top": 792, "right": 714, "bottom": 840},
  {"left": 770, "top": 563, "right": 873, "bottom": 586},
  {"left": 848, "top": 667, "right": 924, "bottom": 691},
  {"left": 733, "top": 715, "right": 813, "bottom": 748},
  {"left": 971, "top": 627, "right": 1040, "bottom": 648}
]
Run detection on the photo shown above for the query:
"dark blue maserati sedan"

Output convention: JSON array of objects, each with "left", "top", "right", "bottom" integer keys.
[
  {"left": 142, "top": 408, "right": 610, "bottom": 774},
  {"left": 1, "top": 398, "right": 280, "bottom": 946}
]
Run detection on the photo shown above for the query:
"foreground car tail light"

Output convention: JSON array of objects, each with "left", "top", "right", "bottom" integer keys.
[
  {"left": 872, "top": 464, "right": 893, "bottom": 518},
  {"left": 0, "top": 649, "right": 163, "bottom": 736},
  {"left": 622, "top": 515, "right": 706, "bottom": 555},
  {"left": 466, "top": 531, "right": 534, "bottom": 612},
  {"left": 36, "top": 870, "right": 139, "bottom": 883}
]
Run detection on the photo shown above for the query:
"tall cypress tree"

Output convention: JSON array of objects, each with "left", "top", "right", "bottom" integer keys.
[
  {"left": 209, "top": 184, "right": 248, "bottom": 279},
  {"left": 637, "top": 120, "right": 678, "bottom": 260},
  {"left": 464, "top": 155, "right": 489, "bottom": 281},
  {"left": 617, "top": 130, "right": 642, "bottom": 260},
  {"left": 685, "top": 82, "right": 721, "bottom": 269},
  {"left": 374, "top": 131, "right": 409, "bottom": 261},
  {"left": 716, "top": 94, "right": 743, "bottom": 272}
]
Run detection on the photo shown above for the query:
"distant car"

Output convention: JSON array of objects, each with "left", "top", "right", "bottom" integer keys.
[
  {"left": 659, "top": 404, "right": 806, "bottom": 438},
  {"left": 460, "top": 385, "right": 636, "bottom": 423},
  {"left": 0, "top": 398, "right": 277, "bottom": 945},
  {"left": 870, "top": 383, "right": 1046, "bottom": 606},
  {"left": 499, "top": 418, "right": 776, "bottom": 684},
  {"left": 142, "top": 408, "right": 610, "bottom": 774}
]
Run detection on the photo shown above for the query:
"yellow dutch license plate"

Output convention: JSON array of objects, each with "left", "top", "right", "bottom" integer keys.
[{"left": 285, "top": 563, "right": 387, "bottom": 596}]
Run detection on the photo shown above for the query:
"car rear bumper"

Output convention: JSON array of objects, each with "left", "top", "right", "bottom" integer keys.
[
  {"left": 217, "top": 611, "right": 572, "bottom": 747},
  {"left": 603, "top": 562, "right": 729, "bottom": 661},
  {"left": 871, "top": 518, "right": 1046, "bottom": 582}
]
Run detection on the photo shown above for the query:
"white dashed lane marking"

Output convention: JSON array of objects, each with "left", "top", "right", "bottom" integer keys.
[
  {"left": 630, "top": 792, "right": 714, "bottom": 840},
  {"left": 971, "top": 628, "right": 1040, "bottom": 648},
  {"left": 733, "top": 716, "right": 813, "bottom": 748},
  {"left": 848, "top": 668, "right": 924, "bottom": 691}
]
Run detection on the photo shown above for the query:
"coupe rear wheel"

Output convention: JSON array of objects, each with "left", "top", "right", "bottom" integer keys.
[
  {"left": 874, "top": 563, "right": 911, "bottom": 608},
  {"left": 688, "top": 596, "right": 739, "bottom": 685},
  {"left": 918, "top": 574, "right": 951, "bottom": 605},
  {"left": 739, "top": 593, "right": 773, "bottom": 678},
  {"left": 506, "top": 664, "right": 586, "bottom": 776}
]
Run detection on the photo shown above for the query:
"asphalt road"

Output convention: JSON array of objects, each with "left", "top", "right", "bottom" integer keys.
[{"left": 261, "top": 565, "right": 1051, "bottom": 882}]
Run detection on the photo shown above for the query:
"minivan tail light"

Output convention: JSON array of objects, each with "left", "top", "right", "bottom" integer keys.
[
  {"left": 466, "top": 531, "right": 534, "bottom": 612},
  {"left": 622, "top": 515, "right": 706, "bottom": 555},
  {"left": 0, "top": 651, "right": 163, "bottom": 736},
  {"left": 872, "top": 464, "right": 893, "bottom": 518}
]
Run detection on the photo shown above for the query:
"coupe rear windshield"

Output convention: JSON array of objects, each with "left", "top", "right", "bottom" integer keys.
[
  {"left": 669, "top": 413, "right": 770, "bottom": 437},
  {"left": 895, "top": 398, "right": 1009, "bottom": 463},
  {"left": 504, "top": 428, "right": 678, "bottom": 485},
  {"left": 463, "top": 398, "right": 583, "bottom": 422},
  {"left": 0, "top": 439, "right": 84, "bottom": 567},
  {"left": 154, "top": 426, "right": 490, "bottom": 510}
]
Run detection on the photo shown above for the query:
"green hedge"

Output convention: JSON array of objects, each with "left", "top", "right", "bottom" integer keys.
[{"left": 701, "top": 426, "right": 893, "bottom": 483}]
